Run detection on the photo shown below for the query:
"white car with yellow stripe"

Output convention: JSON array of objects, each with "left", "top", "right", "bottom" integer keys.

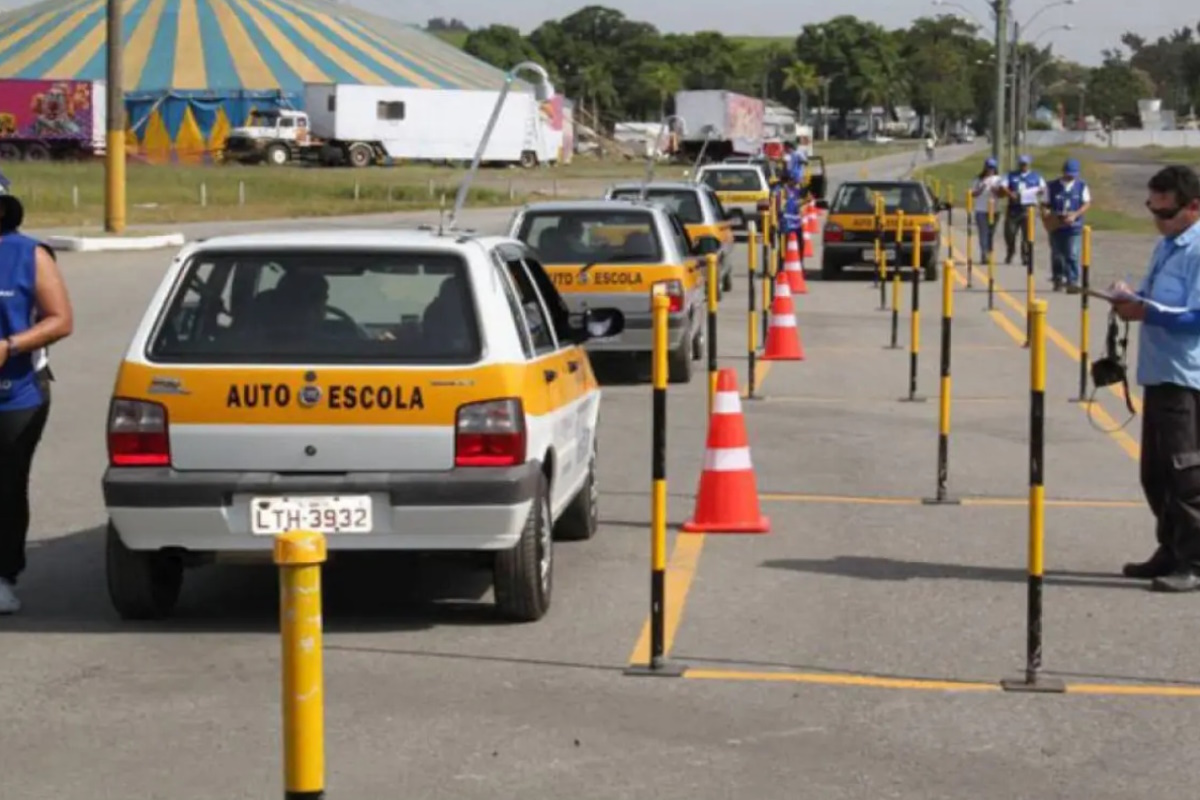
[
  {"left": 694, "top": 163, "right": 771, "bottom": 234},
  {"left": 101, "top": 229, "right": 624, "bottom": 623},
  {"left": 507, "top": 199, "right": 711, "bottom": 383}
]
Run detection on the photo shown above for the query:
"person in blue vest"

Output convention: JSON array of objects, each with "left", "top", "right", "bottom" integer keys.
[
  {"left": 1045, "top": 157, "right": 1091, "bottom": 293},
  {"left": 0, "top": 194, "right": 74, "bottom": 614},
  {"left": 780, "top": 174, "right": 804, "bottom": 247},
  {"left": 1002, "top": 154, "right": 1047, "bottom": 265},
  {"left": 783, "top": 142, "right": 807, "bottom": 186}
]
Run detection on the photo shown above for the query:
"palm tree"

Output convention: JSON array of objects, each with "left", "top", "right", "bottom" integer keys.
[
  {"left": 781, "top": 61, "right": 821, "bottom": 118},
  {"left": 644, "top": 62, "right": 684, "bottom": 117}
]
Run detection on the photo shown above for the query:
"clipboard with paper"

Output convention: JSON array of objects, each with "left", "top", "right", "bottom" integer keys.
[{"left": 1088, "top": 287, "right": 1189, "bottom": 314}]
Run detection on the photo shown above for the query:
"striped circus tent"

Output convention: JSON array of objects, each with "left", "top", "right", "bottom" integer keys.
[{"left": 0, "top": 0, "right": 518, "bottom": 162}]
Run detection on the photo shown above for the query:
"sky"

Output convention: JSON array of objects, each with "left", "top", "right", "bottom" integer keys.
[{"left": 0, "top": 0, "right": 1195, "bottom": 66}]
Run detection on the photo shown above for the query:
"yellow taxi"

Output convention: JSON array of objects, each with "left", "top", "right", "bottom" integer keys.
[
  {"left": 507, "top": 199, "right": 712, "bottom": 383},
  {"left": 694, "top": 163, "right": 771, "bottom": 234},
  {"left": 101, "top": 229, "right": 625, "bottom": 622},
  {"left": 602, "top": 181, "right": 735, "bottom": 293},
  {"left": 820, "top": 179, "right": 946, "bottom": 281}
]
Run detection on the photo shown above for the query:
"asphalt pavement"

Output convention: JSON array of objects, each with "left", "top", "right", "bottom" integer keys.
[{"left": 13, "top": 142, "right": 1200, "bottom": 800}]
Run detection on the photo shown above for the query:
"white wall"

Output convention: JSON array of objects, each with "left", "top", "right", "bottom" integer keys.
[{"left": 1024, "top": 129, "right": 1200, "bottom": 148}]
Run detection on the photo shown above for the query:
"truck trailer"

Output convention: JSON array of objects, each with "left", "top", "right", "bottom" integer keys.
[
  {"left": 673, "top": 90, "right": 764, "bottom": 163},
  {"left": 222, "top": 82, "right": 563, "bottom": 168},
  {"left": 0, "top": 78, "right": 105, "bottom": 161}
]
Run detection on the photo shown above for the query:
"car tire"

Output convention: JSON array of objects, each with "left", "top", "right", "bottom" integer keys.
[
  {"left": 105, "top": 522, "right": 183, "bottom": 621},
  {"left": 494, "top": 473, "right": 553, "bottom": 622},
  {"left": 554, "top": 442, "right": 598, "bottom": 542},
  {"left": 821, "top": 256, "right": 843, "bottom": 281},
  {"left": 669, "top": 336, "right": 694, "bottom": 383}
]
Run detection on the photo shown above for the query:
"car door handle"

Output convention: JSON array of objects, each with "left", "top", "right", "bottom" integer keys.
[
  {"left": 567, "top": 360, "right": 580, "bottom": 373},
  {"left": 544, "top": 369, "right": 558, "bottom": 382}
]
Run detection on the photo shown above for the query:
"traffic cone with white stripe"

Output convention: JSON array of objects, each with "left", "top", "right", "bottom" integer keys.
[
  {"left": 783, "top": 231, "right": 809, "bottom": 294},
  {"left": 682, "top": 369, "right": 770, "bottom": 534},
  {"left": 762, "top": 272, "right": 805, "bottom": 361},
  {"left": 802, "top": 203, "right": 817, "bottom": 259}
]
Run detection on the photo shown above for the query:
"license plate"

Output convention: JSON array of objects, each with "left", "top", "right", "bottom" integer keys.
[
  {"left": 863, "top": 248, "right": 896, "bottom": 261},
  {"left": 250, "top": 495, "right": 373, "bottom": 536}
]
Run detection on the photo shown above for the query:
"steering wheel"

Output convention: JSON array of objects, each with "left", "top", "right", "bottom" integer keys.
[{"left": 324, "top": 304, "right": 370, "bottom": 339}]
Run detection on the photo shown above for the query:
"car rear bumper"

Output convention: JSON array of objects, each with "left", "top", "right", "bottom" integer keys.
[
  {"left": 583, "top": 310, "right": 690, "bottom": 352},
  {"left": 823, "top": 241, "right": 939, "bottom": 267},
  {"left": 103, "top": 463, "right": 541, "bottom": 553}
]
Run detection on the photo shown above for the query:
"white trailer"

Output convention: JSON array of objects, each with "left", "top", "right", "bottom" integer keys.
[{"left": 304, "top": 83, "right": 561, "bottom": 168}]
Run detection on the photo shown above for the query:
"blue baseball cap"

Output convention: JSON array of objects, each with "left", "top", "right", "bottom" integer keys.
[
  {"left": 1063, "top": 158, "right": 1080, "bottom": 176},
  {"left": 1018, "top": 154, "right": 1032, "bottom": 165},
  {"left": 984, "top": 157, "right": 998, "bottom": 169}
]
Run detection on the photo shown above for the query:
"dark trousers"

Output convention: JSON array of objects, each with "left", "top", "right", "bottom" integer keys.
[
  {"left": 0, "top": 396, "right": 49, "bottom": 583},
  {"left": 1140, "top": 384, "right": 1200, "bottom": 569},
  {"left": 1003, "top": 206, "right": 1031, "bottom": 263}
]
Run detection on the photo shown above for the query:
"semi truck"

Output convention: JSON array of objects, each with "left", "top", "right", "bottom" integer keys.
[
  {"left": 0, "top": 78, "right": 105, "bottom": 161},
  {"left": 222, "top": 82, "right": 563, "bottom": 168},
  {"left": 673, "top": 90, "right": 764, "bottom": 163}
]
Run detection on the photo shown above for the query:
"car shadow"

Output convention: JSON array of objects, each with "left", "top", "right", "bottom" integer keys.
[{"left": 7, "top": 525, "right": 530, "bottom": 634}]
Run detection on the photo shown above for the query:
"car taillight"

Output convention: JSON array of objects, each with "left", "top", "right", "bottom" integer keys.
[
  {"left": 455, "top": 398, "right": 526, "bottom": 467},
  {"left": 653, "top": 279, "right": 685, "bottom": 312},
  {"left": 108, "top": 398, "right": 170, "bottom": 467},
  {"left": 756, "top": 200, "right": 770, "bottom": 211},
  {"left": 921, "top": 224, "right": 937, "bottom": 242},
  {"left": 824, "top": 223, "right": 843, "bottom": 242}
]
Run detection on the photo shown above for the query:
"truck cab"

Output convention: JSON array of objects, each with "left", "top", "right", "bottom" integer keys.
[{"left": 223, "top": 109, "right": 316, "bottom": 166}]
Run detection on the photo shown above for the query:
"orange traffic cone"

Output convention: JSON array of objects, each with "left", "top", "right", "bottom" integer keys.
[
  {"left": 762, "top": 276, "right": 805, "bottom": 361},
  {"left": 782, "top": 231, "right": 808, "bottom": 294},
  {"left": 681, "top": 369, "right": 770, "bottom": 534},
  {"left": 802, "top": 203, "right": 817, "bottom": 258}
]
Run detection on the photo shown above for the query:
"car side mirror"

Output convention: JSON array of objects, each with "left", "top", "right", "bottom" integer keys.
[
  {"left": 570, "top": 308, "right": 625, "bottom": 343},
  {"left": 814, "top": 199, "right": 830, "bottom": 211},
  {"left": 693, "top": 235, "right": 722, "bottom": 255}
]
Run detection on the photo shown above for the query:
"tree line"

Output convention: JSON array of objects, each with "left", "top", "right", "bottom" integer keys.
[{"left": 430, "top": 5, "right": 1191, "bottom": 135}]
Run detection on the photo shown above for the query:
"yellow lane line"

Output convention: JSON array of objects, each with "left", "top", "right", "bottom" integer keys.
[
  {"left": 760, "top": 492, "right": 1143, "bottom": 508},
  {"left": 627, "top": 532, "right": 705, "bottom": 667}
]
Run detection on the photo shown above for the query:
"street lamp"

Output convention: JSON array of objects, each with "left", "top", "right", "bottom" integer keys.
[
  {"left": 1006, "top": 3, "right": 1078, "bottom": 166},
  {"left": 642, "top": 114, "right": 687, "bottom": 197},
  {"left": 930, "top": 0, "right": 988, "bottom": 28},
  {"left": 449, "top": 60, "right": 554, "bottom": 229},
  {"left": 1021, "top": 55, "right": 1065, "bottom": 142},
  {"left": 692, "top": 125, "right": 717, "bottom": 176},
  {"left": 1020, "top": 0, "right": 1077, "bottom": 35}
]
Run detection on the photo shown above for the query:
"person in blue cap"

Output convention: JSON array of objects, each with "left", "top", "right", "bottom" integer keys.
[
  {"left": 1045, "top": 157, "right": 1091, "bottom": 292},
  {"left": 780, "top": 171, "right": 804, "bottom": 240},
  {"left": 782, "top": 141, "right": 807, "bottom": 186},
  {"left": 1002, "top": 154, "right": 1046, "bottom": 264},
  {"left": 969, "top": 156, "right": 1004, "bottom": 263}
]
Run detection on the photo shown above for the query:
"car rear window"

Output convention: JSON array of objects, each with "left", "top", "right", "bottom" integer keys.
[
  {"left": 516, "top": 209, "right": 663, "bottom": 264},
  {"left": 700, "top": 169, "right": 763, "bottom": 193},
  {"left": 832, "top": 184, "right": 932, "bottom": 215},
  {"left": 608, "top": 189, "right": 703, "bottom": 224},
  {"left": 147, "top": 249, "right": 481, "bottom": 364}
]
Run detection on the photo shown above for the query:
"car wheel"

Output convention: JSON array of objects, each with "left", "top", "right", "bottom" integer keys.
[
  {"left": 821, "top": 256, "right": 843, "bottom": 281},
  {"left": 494, "top": 473, "right": 553, "bottom": 621},
  {"left": 554, "top": 441, "right": 598, "bottom": 542},
  {"left": 669, "top": 336, "right": 694, "bottom": 383},
  {"left": 105, "top": 522, "right": 183, "bottom": 621}
]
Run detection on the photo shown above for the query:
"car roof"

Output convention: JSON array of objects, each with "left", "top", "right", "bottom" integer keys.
[
  {"left": 836, "top": 180, "right": 926, "bottom": 189},
  {"left": 607, "top": 181, "right": 699, "bottom": 193},
  {"left": 518, "top": 199, "right": 663, "bottom": 214},
  {"left": 185, "top": 227, "right": 520, "bottom": 253},
  {"left": 698, "top": 163, "right": 764, "bottom": 171}
]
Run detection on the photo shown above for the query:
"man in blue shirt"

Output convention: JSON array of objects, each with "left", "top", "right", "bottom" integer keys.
[
  {"left": 1045, "top": 158, "right": 1091, "bottom": 293},
  {"left": 1112, "top": 165, "right": 1200, "bottom": 591},
  {"left": 782, "top": 142, "right": 806, "bottom": 187},
  {"left": 1002, "top": 154, "right": 1046, "bottom": 265}
]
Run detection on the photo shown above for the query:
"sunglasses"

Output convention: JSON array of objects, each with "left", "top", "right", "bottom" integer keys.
[{"left": 1146, "top": 200, "right": 1184, "bottom": 220}]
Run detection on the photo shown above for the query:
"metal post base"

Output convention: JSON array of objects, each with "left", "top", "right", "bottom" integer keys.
[
  {"left": 1001, "top": 675, "right": 1065, "bottom": 693},
  {"left": 624, "top": 660, "right": 687, "bottom": 678},
  {"left": 922, "top": 495, "right": 962, "bottom": 505},
  {"left": 899, "top": 395, "right": 928, "bottom": 403}
]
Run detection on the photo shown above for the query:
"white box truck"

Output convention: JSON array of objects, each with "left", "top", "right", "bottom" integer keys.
[
  {"left": 673, "top": 90, "right": 765, "bottom": 163},
  {"left": 222, "top": 83, "right": 562, "bottom": 168}
]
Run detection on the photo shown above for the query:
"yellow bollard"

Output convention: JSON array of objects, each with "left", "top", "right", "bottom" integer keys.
[
  {"left": 1024, "top": 205, "right": 1036, "bottom": 348},
  {"left": 747, "top": 222, "right": 759, "bottom": 398},
  {"left": 965, "top": 188, "right": 975, "bottom": 288},
  {"left": 1072, "top": 225, "right": 1093, "bottom": 403},
  {"left": 706, "top": 253, "right": 719, "bottom": 418},
  {"left": 943, "top": 183, "right": 954, "bottom": 263},
  {"left": 986, "top": 194, "right": 996, "bottom": 310},
  {"left": 902, "top": 221, "right": 926, "bottom": 403},
  {"left": 274, "top": 530, "right": 327, "bottom": 799}
]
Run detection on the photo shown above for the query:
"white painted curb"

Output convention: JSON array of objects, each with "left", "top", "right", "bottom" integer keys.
[{"left": 44, "top": 232, "right": 186, "bottom": 252}]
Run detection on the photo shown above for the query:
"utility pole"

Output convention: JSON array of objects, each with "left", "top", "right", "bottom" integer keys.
[
  {"left": 992, "top": 0, "right": 1007, "bottom": 168},
  {"left": 1009, "top": 21, "right": 1021, "bottom": 168},
  {"left": 104, "top": 0, "right": 125, "bottom": 234}
]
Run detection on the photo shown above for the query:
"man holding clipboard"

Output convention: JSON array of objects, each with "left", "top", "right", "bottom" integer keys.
[
  {"left": 1100, "top": 165, "right": 1200, "bottom": 592},
  {"left": 1001, "top": 154, "right": 1046, "bottom": 265}
]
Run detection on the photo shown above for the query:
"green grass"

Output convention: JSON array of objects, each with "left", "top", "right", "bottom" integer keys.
[
  {"left": 1136, "top": 145, "right": 1200, "bottom": 165},
  {"left": 913, "top": 146, "right": 1156, "bottom": 235}
]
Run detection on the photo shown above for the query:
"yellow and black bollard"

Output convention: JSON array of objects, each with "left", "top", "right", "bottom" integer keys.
[
  {"left": 706, "top": 253, "right": 719, "bottom": 417},
  {"left": 923, "top": 260, "right": 960, "bottom": 505},
  {"left": 943, "top": 183, "right": 954, "bottom": 264},
  {"left": 747, "top": 222, "right": 760, "bottom": 399},
  {"left": 1023, "top": 205, "right": 1036, "bottom": 348},
  {"left": 965, "top": 189, "right": 975, "bottom": 289},
  {"left": 1002, "top": 300, "right": 1064, "bottom": 694},
  {"left": 887, "top": 258, "right": 901, "bottom": 350},
  {"left": 275, "top": 530, "right": 327, "bottom": 800},
  {"left": 875, "top": 194, "right": 887, "bottom": 310},
  {"left": 763, "top": 205, "right": 776, "bottom": 343},
  {"left": 627, "top": 291, "right": 685, "bottom": 678},
  {"left": 1070, "top": 225, "right": 1093, "bottom": 403},
  {"left": 900, "top": 221, "right": 926, "bottom": 403}
]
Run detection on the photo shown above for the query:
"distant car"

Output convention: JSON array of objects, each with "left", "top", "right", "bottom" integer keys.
[
  {"left": 603, "top": 181, "right": 736, "bottom": 293},
  {"left": 820, "top": 180, "right": 946, "bottom": 281},
  {"left": 508, "top": 199, "right": 711, "bottom": 383},
  {"left": 694, "top": 163, "right": 771, "bottom": 233}
]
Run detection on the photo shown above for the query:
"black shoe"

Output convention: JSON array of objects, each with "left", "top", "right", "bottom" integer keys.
[
  {"left": 1151, "top": 570, "right": 1200, "bottom": 593},
  {"left": 1122, "top": 548, "right": 1176, "bottom": 579}
]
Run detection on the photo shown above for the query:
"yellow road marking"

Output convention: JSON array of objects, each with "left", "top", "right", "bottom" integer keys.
[
  {"left": 627, "top": 533, "right": 705, "bottom": 667},
  {"left": 760, "top": 492, "right": 1142, "bottom": 508},
  {"left": 683, "top": 667, "right": 1200, "bottom": 697},
  {"left": 741, "top": 359, "right": 772, "bottom": 398}
]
